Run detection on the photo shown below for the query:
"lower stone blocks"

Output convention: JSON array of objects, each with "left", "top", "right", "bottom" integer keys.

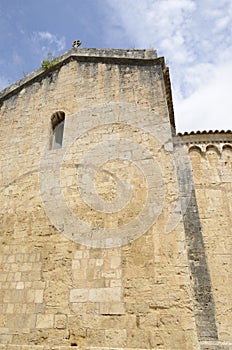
[
  {"left": 36, "top": 314, "right": 53, "bottom": 329},
  {"left": 70, "top": 287, "right": 121, "bottom": 303},
  {"left": 69, "top": 287, "right": 125, "bottom": 315}
]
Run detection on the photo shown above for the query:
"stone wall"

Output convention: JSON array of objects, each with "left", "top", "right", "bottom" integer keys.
[
  {"left": 177, "top": 132, "right": 232, "bottom": 349},
  {"left": 0, "top": 48, "right": 231, "bottom": 349}
]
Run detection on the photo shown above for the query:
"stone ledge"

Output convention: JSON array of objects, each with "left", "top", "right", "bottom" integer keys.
[
  {"left": 175, "top": 131, "right": 232, "bottom": 145},
  {"left": 0, "top": 48, "right": 157, "bottom": 102}
]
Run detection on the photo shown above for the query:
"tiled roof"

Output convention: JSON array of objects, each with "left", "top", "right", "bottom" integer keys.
[
  {"left": 178, "top": 130, "right": 232, "bottom": 136},
  {"left": 177, "top": 130, "right": 232, "bottom": 136},
  {"left": 175, "top": 129, "right": 232, "bottom": 145}
]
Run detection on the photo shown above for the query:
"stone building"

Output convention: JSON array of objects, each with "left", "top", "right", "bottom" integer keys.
[{"left": 0, "top": 48, "right": 231, "bottom": 349}]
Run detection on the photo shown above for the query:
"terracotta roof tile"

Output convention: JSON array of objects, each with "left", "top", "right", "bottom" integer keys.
[{"left": 177, "top": 130, "right": 232, "bottom": 136}]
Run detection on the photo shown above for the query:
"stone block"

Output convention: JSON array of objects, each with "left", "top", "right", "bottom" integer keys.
[
  {"left": 34, "top": 289, "right": 44, "bottom": 303},
  {"left": 54, "top": 314, "right": 67, "bottom": 329},
  {"left": 70, "top": 288, "right": 89, "bottom": 303},
  {"left": 89, "top": 287, "right": 121, "bottom": 303},
  {"left": 36, "top": 314, "right": 54, "bottom": 329}
]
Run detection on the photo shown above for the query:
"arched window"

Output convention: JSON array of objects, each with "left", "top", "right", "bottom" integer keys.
[{"left": 50, "top": 111, "right": 65, "bottom": 149}]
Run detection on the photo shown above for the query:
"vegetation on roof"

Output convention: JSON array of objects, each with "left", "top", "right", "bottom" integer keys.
[{"left": 41, "top": 52, "right": 59, "bottom": 70}]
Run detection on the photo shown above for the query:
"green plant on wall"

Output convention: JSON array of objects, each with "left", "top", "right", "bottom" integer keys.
[{"left": 41, "top": 52, "right": 59, "bottom": 70}]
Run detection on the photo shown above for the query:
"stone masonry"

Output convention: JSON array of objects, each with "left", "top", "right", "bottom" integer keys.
[{"left": 0, "top": 48, "right": 231, "bottom": 349}]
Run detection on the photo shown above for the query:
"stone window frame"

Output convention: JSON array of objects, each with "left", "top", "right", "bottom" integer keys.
[{"left": 50, "top": 111, "right": 65, "bottom": 150}]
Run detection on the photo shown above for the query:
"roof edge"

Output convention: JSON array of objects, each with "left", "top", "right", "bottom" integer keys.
[
  {"left": 175, "top": 130, "right": 232, "bottom": 144},
  {"left": 0, "top": 48, "right": 157, "bottom": 102},
  {"left": 178, "top": 130, "right": 232, "bottom": 136}
]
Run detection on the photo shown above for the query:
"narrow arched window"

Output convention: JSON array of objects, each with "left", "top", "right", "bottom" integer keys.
[{"left": 51, "top": 111, "right": 65, "bottom": 149}]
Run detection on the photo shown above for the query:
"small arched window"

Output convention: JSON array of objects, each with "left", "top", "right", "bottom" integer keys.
[{"left": 51, "top": 111, "right": 65, "bottom": 149}]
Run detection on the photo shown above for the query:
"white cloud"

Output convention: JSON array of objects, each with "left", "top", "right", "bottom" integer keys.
[
  {"left": 214, "top": 16, "right": 230, "bottom": 32},
  {"left": 32, "top": 31, "right": 66, "bottom": 54},
  {"left": 104, "top": 0, "right": 232, "bottom": 132},
  {"left": 105, "top": 0, "right": 196, "bottom": 63},
  {"left": 175, "top": 60, "right": 232, "bottom": 132}
]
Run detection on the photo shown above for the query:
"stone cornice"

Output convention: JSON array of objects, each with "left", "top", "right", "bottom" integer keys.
[
  {"left": 0, "top": 47, "right": 175, "bottom": 134},
  {"left": 175, "top": 130, "right": 232, "bottom": 145},
  {"left": 0, "top": 48, "right": 158, "bottom": 102}
]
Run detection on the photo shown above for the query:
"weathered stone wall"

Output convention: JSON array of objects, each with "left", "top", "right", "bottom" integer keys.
[
  {"left": 0, "top": 49, "right": 199, "bottom": 349},
  {"left": 2, "top": 48, "right": 232, "bottom": 349},
  {"left": 178, "top": 132, "right": 232, "bottom": 349}
]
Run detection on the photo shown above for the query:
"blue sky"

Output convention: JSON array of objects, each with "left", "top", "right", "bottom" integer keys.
[{"left": 0, "top": 0, "right": 232, "bottom": 132}]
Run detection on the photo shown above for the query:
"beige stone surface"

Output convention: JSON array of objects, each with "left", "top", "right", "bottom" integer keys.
[
  {"left": 2, "top": 48, "right": 231, "bottom": 349},
  {"left": 188, "top": 142, "right": 232, "bottom": 344}
]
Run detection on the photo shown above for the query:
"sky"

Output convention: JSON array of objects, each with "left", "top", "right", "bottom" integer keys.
[{"left": 0, "top": 0, "right": 232, "bottom": 132}]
